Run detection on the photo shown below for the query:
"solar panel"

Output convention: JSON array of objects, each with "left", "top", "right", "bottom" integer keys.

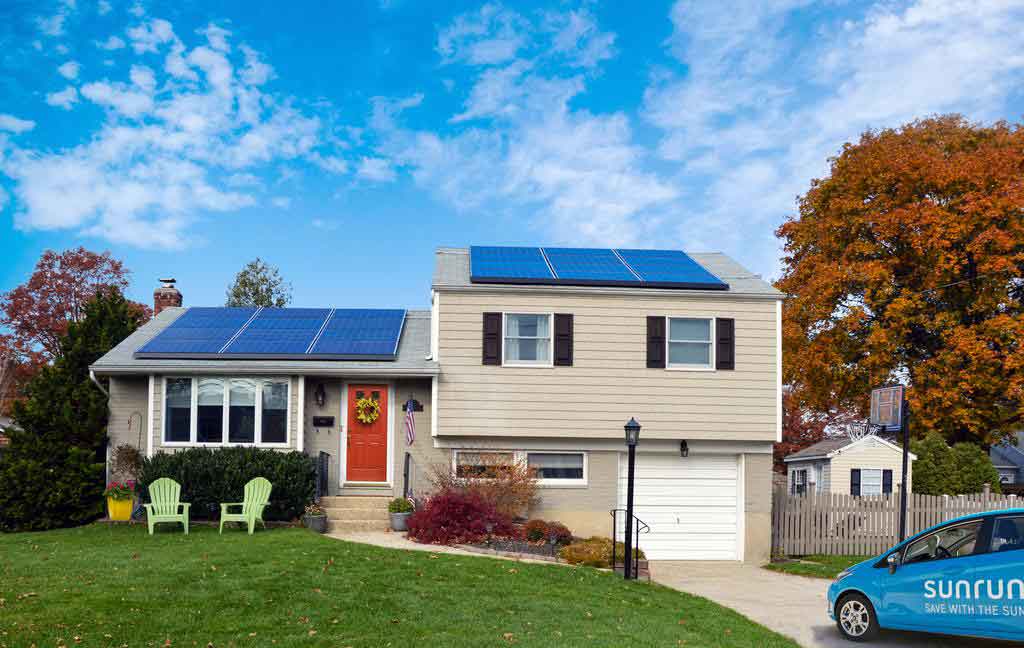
[
  {"left": 543, "top": 247, "right": 639, "bottom": 285},
  {"left": 136, "top": 307, "right": 258, "bottom": 356},
  {"left": 308, "top": 309, "right": 406, "bottom": 359},
  {"left": 222, "top": 308, "right": 332, "bottom": 357},
  {"left": 469, "top": 246, "right": 554, "bottom": 283},
  {"left": 616, "top": 249, "right": 728, "bottom": 290}
]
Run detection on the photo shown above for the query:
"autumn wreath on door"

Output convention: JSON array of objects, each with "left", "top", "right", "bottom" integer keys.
[{"left": 354, "top": 396, "right": 381, "bottom": 424}]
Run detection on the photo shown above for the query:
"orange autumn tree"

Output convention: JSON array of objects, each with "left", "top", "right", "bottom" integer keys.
[{"left": 776, "top": 115, "right": 1024, "bottom": 446}]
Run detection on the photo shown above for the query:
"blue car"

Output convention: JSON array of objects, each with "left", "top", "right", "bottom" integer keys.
[{"left": 827, "top": 508, "right": 1024, "bottom": 642}]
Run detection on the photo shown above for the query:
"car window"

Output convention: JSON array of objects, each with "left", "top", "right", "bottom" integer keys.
[
  {"left": 991, "top": 516, "right": 1024, "bottom": 553},
  {"left": 903, "top": 521, "right": 982, "bottom": 564}
]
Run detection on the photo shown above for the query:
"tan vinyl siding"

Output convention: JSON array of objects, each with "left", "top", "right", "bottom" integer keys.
[
  {"left": 107, "top": 376, "right": 149, "bottom": 479},
  {"left": 436, "top": 290, "right": 779, "bottom": 440},
  {"left": 527, "top": 451, "right": 617, "bottom": 538},
  {"left": 828, "top": 440, "right": 913, "bottom": 495},
  {"left": 743, "top": 453, "right": 772, "bottom": 563}
]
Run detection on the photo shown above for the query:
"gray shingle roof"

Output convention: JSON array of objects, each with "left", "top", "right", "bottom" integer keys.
[
  {"left": 90, "top": 308, "right": 438, "bottom": 376},
  {"left": 784, "top": 437, "right": 856, "bottom": 461},
  {"left": 432, "top": 247, "right": 784, "bottom": 297}
]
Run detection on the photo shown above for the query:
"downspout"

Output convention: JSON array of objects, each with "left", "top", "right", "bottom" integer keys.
[{"left": 89, "top": 370, "right": 109, "bottom": 397}]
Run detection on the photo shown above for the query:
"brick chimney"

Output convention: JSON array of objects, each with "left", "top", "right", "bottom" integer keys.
[{"left": 153, "top": 278, "right": 182, "bottom": 315}]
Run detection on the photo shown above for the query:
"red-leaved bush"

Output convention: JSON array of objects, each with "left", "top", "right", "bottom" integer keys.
[{"left": 407, "top": 488, "right": 519, "bottom": 545}]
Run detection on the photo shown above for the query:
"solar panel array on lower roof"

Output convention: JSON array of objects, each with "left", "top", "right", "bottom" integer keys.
[
  {"left": 134, "top": 307, "right": 406, "bottom": 360},
  {"left": 469, "top": 246, "right": 728, "bottom": 290}
]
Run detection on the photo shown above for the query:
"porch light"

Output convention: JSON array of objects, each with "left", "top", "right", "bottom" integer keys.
[
  {"left": 314, "top": 382, "right": 326, "bottom": 408},
  {"left": 680, "top": 440, "right": 689, "bottom": 458},
  {"left": 624, "top": 418, "right": 641, "bottom": 446}
]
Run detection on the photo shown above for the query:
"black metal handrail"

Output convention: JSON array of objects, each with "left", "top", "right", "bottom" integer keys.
[
  {"left": 610, "top": 508, "right": 650, "bottom": 579},
  {"left": 315, "top": 451, "right": 330, "bottom": 502}
]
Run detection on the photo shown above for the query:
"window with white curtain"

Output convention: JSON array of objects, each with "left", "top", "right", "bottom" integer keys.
[
  {"left": 527, "top": 453, "right": 585, "bottom": 483},
  {"left": 860, "top": 468, "right": 883, "bottom": 496},
  {"left": 504, "top": 314, "right": 552, "bottom": 365},
  {"left": 163, "top": 377, "right": 289, "bottom": 446},
  {"left": 668, "top": 318, "right": 713, "bottom": 369}
]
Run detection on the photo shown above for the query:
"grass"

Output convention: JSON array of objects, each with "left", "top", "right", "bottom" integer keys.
[
  {"left": 0, "top": 524, "right": 800, "bottom": 648},
  {"left": 764, "top": 554, "right": 872, "bottom": 579}
]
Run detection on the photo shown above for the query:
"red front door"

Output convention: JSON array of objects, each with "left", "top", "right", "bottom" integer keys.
[{"left": 346, "top": 385, "right": 388, "bottom": 482}]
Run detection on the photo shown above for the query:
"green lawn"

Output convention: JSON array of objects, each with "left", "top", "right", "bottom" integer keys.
[
  {"left": 1, "top": 524, "right": 799, "bottom": 648},
  {"left": 764, "top": 554, "right": 871, "bottom": 579}
]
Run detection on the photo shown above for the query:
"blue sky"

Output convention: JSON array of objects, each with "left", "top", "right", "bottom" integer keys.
[{"left": 2, "top": 0, "right": 1023, "bottom": 309}]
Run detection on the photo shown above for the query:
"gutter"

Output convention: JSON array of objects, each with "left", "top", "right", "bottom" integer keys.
[
  {"left": 90, "top": 364, "right": 440, "bottom": 377},
  {"left": 431, "top": 282, "right": 784, "bottom": 300},
  {"left": 88, "top": 370, "right": 109, "bottom": 397}
]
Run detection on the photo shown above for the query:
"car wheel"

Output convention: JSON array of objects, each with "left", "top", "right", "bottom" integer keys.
[{"left": 836, "top": 593, "right": 880, "bottom": 642}]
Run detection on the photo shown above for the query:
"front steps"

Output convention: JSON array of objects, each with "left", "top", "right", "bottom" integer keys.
[{"left": 321, "top": 495, "right": 391, "bottom": 533}]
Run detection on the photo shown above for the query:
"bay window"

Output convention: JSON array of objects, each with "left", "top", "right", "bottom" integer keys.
[{"left": 163, "top": 376, "right": 290, "bottom": 446}]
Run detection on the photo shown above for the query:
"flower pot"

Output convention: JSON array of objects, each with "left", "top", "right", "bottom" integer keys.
[
  {"left": 107, "top": 497, "right": 133, "bottom": 522},
  {"left": 303, "top": 514, "right": 328, "bottom": 533},
  {"left": 390, "top": 512, "right": 411, "bottom": 531}
]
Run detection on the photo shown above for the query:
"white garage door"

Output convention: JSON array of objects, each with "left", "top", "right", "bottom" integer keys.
[{"left": 617, "top": 453, "right": 741, "bottom": 561}]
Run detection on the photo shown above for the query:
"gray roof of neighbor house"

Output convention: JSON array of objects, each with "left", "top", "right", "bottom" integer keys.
[
  {"left": 991, "top": 431, "right": 1024, "bottom": 470},
  {"left": 90, "top": 307, "right": 438, "bottom": 376},
  {"left": 784, "top": 438, "right": 856, "bottom": 461},
  {"left": 432, "top": 247, "right": 785, "bottom": 298}
]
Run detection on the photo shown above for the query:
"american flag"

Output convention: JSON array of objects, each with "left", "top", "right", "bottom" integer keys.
[{"left": 404, "top": 399, "right": 416, "bottom": 446}]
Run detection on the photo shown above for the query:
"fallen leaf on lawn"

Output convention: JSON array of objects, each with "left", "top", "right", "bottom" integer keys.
[
  {"left": 502, "top": 632, "right": 515, "bottom": 643},
  {"left": 307, "top": 630, "right": 317, "bottom": 637},
  {"left": 585, "top": 611, "right": 592, "bottom": 618},
  {"left": 17, "top": 592, "right": 37, "bottom": 600},
  {"left": 429, "top": 554, "right": 439, "bottom": 559},
  {"left": 131, "top": 553, "right": 139, "bottom": 560},
  {"left": 678, "top": 619, "right": 686, "bottom": 625},
  {"left": 298, "top": 616, "right": 309, "bottom": 624},
  {"left": 724, "top": 629, "right": 732, "bottom": 635},
  {"left": 508, "top": 568, "right": 518, "bottom": 574},
  {"left": 312, "top": 588, "right": 322, "bottom": 594},
  {"left": 163, "top": 640, "right": 172, "bottom": 647}
]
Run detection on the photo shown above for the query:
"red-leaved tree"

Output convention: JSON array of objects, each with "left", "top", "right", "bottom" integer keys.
[
  {"left": 773, "top": 390, "right": 830, "bottom": 473},
  {"left": 0, "top": 248, "right": 151, "bottom": 410}
]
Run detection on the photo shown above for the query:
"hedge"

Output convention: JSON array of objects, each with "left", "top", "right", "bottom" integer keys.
[{"left": 138, "top": 447, "right": 315, "bottom": 521}]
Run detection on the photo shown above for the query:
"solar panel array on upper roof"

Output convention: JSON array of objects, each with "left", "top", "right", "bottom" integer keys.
[
  {"left": 134, "top": 307, "right": 406, "bottom": 360},
  {"left": 468, "top": 246, "right": 728, "bottom": 290}
]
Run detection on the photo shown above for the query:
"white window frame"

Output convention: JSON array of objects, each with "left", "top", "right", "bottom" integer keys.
[
  {"left": 452, "top": 449, "right": 588, "bottom": 487},
  {"left": 162, "top": 376, "right": 291, "bottom": 448},
  {"left": 792, "top": 468, "right": 808, "bottom": 495},
  {"left": 665, "top": 316, "right": 715, "bottom": 371},
  {"left": 502, "top": 313, "right": 554, "bottom": 367},
  {"left": 858, "top": 467, "right": 884, "bottom": 496}
]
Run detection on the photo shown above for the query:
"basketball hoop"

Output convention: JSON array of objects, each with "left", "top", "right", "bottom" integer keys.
[
  {"left": 846, "top": 421, "right": 873, "bottom": 442},
  {"left": 870, "top": 385, "right": 904, "bottom": 431}
]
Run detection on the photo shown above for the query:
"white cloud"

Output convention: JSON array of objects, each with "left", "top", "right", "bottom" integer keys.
[
  {"left": 2, "top": 14, "right": 346, "bottom": 249},
  {"left": 311, "top": 218, "right": 339, "bottom": 230},
  {"left": 58, "top": 60, "right": 80, "bottom": 80},
  {"left": 97, "top": 0, "right": 111, "bottom": 15},
  {"left": 270, "top": 196, "right": 291, "bottom": 209},
  {"left": 96, "top": 35, "right": 125, "bottom": 50},
  {"left": 437, "top": 4, "right": 529, "bottom": 66},
  {"left": 640, "top": 0, "right": 1024, "bottom": 275},
  {"left": 46, "top": 86, "right": 80, "bottom": 109},
  {"left": 0, "top": 114, "right": 36, "bottom": 134},
  {"left": 128, "top": 2, "right": 144, "bottom": 18},
  {"left": 357, "top": 157, "right": 396, "bottom": 182},
  {"left": 200, "top": 23, "right": 232, "bottom": 52},
  {"left": 545, "top": 9, "right": 617, "bottom": 69}
]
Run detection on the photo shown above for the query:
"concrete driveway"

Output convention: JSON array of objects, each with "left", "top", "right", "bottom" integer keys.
[{"left": 650, "top": 562, "right": 1006, "bottom": 648}]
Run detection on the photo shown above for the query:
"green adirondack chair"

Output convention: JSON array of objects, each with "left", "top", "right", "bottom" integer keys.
[
  {"left": 144, "top": 478, "right": 190, "bottom": 535},
  {"left": 219, "top": 477, "right": 272, "bottom": 534}
]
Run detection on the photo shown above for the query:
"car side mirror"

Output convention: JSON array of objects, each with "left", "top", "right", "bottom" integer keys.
[{"left": 887, "top": 553, "right": 899, "bottom": 574}]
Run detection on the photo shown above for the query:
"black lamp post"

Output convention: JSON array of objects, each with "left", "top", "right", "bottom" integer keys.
[{"left": 623, "top": 417, "right": 641, "bottom": 580}]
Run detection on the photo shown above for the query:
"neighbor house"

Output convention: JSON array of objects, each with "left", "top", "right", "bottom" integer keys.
[
  {"left": 783, "top": 435, "right": 916, "bottom": 496},
  {"left": 990, "top": 431, "right": 1024, "bottom": 486},
  {"left": 91, "top": 246, "right": 783, "bottom": 562}
]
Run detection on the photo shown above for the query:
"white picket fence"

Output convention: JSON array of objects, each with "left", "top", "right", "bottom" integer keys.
[{"left": 772, "top": 484, "right": 1020, "bottom": 557}]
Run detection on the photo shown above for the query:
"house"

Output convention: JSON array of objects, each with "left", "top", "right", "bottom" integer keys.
[
  {"left": 990, "top": 431, "right": 1024, "bottom": 486},
  {"left": 783, "top": 435, "right": 916, "bottom": 496},
  {"left": 0, "top": 414, "right": 11, "bottom": 451},
  {"left": 90, "top": 246, "right": 783, "bottom": 562}
]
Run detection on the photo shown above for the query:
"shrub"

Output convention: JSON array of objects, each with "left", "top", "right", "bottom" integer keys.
[
  {"left": 388, "top": 497, "right": 414, "bottom": 513},
  {"left": 138, "top": 447, "right": 315, "bottom": 521},
  {"left": 559, "top": 537, "right": 645, "bottom": 568},
  {"left": 428, "top": 453, "right": 538, "bottom": 517},
  {"left": 547, "top": 521, "right": 573, "bottom": 546},
  {"left": 911, "top": 432, "right": 1001, "bottom": 495},
  {"left": 524, "top": 519, "right": 549, "bottom": 542},
  {"left": 407, "top": 488, "right": 519, "bottom": 545}
]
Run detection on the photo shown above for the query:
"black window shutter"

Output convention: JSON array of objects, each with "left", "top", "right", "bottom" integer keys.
[
  {"left": 851, "top": 469, "right": 862, "bottom": 497},
  {"left": 554, "top": 314, "right": 573, "bottom": 366},
  {"left": 883, "top": 470, "right": 893, "bottom": 495},
  {"left": 716, "top": 318, "right": 735, "bottom": 370},
  {"left": 482, "top": 312, "right": 502, "bottom": 366},
  {"left": 646, "top": 316, "right": 666, "bottom": 368}
]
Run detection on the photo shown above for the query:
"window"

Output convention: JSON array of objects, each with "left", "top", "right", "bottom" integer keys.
[
  {"left": 261, "top": 380, "right": 288, "bottom": 444},
  {"left": 860, "top": 468, "right": 883, "bottom": 496},
  {"left": 228, "top": 379, "right": 256, "bottom": 443},
  {"left": 165, "top": 378, "right": 191, "bottom": 443},
  {"left": 903, "top": 521, "right": 982, "bottom": 564},
  {"left": 999, "top": 469, "right": 1017, "bottom": 485},
  {"left": 792, "top": 469, "right": 807, "bottom": 495},
  {"left": 991, "top": 516, "right": 1024, "bottom": 553},
  {"left": 504, "top": 314, "right": 551, "bottom": 365},
  {"left": 667, "top": 318, "right": 713, "bottom": 369},
  {"left": 527, "top": 452, "right": 585, "bottom": 483},
  {"left": 163, "top": 377, "right": 289, "bottom": 446},
  {"left": 455, "top": 451, "right": 515, "bottom": 478},
  {"left": 196, "top": 378, "right": 224, "bottom": 443}
]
